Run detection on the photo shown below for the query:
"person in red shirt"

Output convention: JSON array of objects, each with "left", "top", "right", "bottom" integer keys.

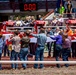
[
  {"left": 1, "top": 29, "right": 13, "bottom": 57},
  {"left": 18, "top": 32, "right": 24, "bottom": 38},
  {"left": 71, "top": 29, "right": 76, "bottom": 40},
  {"left": 5, "top": 35, "right": 13, "bottom": 57}
]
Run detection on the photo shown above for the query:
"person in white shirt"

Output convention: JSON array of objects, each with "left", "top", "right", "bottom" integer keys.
[
  {"left": 54, "top": 27, "right": 60, "bottom": 36},
  {"left": 10, "top": 31, "right": 21, "bottom": 69}
]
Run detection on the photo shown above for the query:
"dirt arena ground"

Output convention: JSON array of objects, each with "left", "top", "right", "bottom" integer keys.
[
  {"left": 0, "top": 65, "right": 76, "bottom": 75},
  {"left": 0, "top": 55, "right": 76, "bottom": 75}
]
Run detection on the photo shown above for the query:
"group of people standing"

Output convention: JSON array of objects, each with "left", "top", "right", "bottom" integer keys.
[
  {"left": 0, "top": 27, "right": 47, "bottom": 70},
  {"left": 0, "top": 24, "right": 76, "bottom": 70},
  {"left": 57, "top": 0, "right": 73, "bottom": 18},
  {"left": 47, "top": 25, "right": 72, "bottom": 68}
]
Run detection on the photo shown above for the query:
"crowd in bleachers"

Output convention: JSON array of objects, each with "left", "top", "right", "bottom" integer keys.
[{"left": 56, "top": 0, "right": 73, "bottom": 16}]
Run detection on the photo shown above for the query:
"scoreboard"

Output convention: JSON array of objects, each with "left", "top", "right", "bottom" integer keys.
[{"left": 19, "top": 3, "right": 37, "bottom": 11}]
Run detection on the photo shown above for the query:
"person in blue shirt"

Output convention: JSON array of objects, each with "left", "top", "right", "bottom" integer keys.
[
  {"left": 30, "top": 27, "right": 47, "bottom": 69},
  {"left": 2, "top": 36, "right": 8, "bottom": 57},
  {"left": 0, "top": 34, "right": 4, "bottom": 70},
  {"left": 50, "top": 31, "right": 63, "bottom": 68}
]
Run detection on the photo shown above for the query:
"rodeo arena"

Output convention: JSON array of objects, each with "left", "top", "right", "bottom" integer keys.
[{"left": 0, "top": 0, "right": 76, "bottom": 75}]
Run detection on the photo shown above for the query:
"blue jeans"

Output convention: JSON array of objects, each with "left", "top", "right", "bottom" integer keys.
[
  {"left": 34, "top": 46, "right": 44, "bottom": 68},
  {"left": 47, "top": 42, "right": 52, "bottom": 56},
  {"left": 19, "top": 48, "right": 28, "bottom": 68},
  {"left": 0, "top": 53, "right": 2, "bottom": 70},
  {"left": 62, "top": 48, "right": 70, "bottom": 67},
  {"left": 55, "top": 44, "right": 62, "bottom": 68},
  {"left": 4, "top": 45, "right": 10, "bottom": 57},
  {"left": 11, "top": 50, "right": 19, "bottom": 69}
]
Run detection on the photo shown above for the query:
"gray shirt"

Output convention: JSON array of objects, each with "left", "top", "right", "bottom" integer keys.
[{"left": 12, "top": 36, "right": 21, "bottom": 52}]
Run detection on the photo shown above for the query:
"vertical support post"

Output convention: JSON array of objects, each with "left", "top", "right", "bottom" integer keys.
[
  {"left": 9, "top": 0, "right": 15, "bottom": 12},
  {"left": 45, "top": 0, "right": 48, "bottom": 12}
]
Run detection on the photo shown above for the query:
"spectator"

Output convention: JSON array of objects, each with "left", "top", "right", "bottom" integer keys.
[
  {"left": 15, "top": 17, "right": 25, "bottom": 27},
  {"left": 24, "top": 16, "right": 35, "bottom": 27},
  {"left": 71, "top": 29, "right": 76, "bottom": 58},
  {"left": 0, "top": 33, "right": 4, "bottom": 70},
  {"left": 37, "top": 15, "right": 43, "bottom": 20},
  {"left": 10, "top": 31, "right": 21, "bottom": 69},
  {"left": 66, "top": 25, "right": 73, "bottom": 36},
  {"left": 57, "top": 14, "right": 64, "bottom": 26},
  {"left": 47, "top": 28, "right": 53, "bottom": 57},
  {"left": 59, "top": 4, "right": 65, "bottom": 15},
  {"left": 64, "top": 0, "right": 68, "bottom": 13},
  {"left": 29, "top": 29, "right": 37, "bottom": 56},
  {"left": 30, "top": 16, "right": 35, "bottom": 26},
  {"left": 64, "top": 0, "right": 73, "bottom": 18},
  {"left": 56, "top": 0, "right": 65, "bottom": 13},
  {"left": 30, "top": 27, "right": 47, "bottom": 69},
  {"left": 62, "top": 33, "right": 71, "bottom": 67},
  {"left": 51, "top": 16, "right": 58, "bottom": 26},
  {"left": 58, "top": 14, "right": 64, "bottom": 23},
  {"left": 2, "top": 36, "right": 7, "bottom": 57},
  {"left": 24, "top": 16, "right": 30, "bottom": 23},
  {"left": 3, "top": 38, "right": 8, "bottom": 57},
  {"left": 65, "top": 25, "right": 72, "bottom": 57},
  {"left": 19, "top": 30, "right": 30, "bottom": 69},
  {"left": 7, "top": 35, "right": 13, "bottom": 57},
  {"left": 15, "top": 17, "right": 22, "bottom": 26},
  {"left": 54, "top": 27, "right": 60, "bottom": 36},
  {"left": 50, "top": 31, "right": 63, "bottom": 68},
  {"left": 47, "top": 28, "right": 53, "bottom": 36}
]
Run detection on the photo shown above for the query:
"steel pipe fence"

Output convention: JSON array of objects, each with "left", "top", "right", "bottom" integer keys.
[{"left": 0, "top": 61, "right": 76, "bottom": 64}]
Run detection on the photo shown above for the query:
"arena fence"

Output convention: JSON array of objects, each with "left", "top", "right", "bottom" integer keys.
[
  {"left": 6, "top": 27, "right": 34, "bottom": 32},
  {"left": 6, "top": 25, "right": 76, "bottom": 33},
  {"left": 0, "top": 61, "right": 76, "bottom": 64},
  {"left": 44, "top": 26, "right": 76, "bottom": 31},
  {"left": 63, "top": 13, "right": 76, "bottom": 19}
]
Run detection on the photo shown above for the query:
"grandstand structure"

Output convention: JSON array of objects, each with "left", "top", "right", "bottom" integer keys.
[
  {"left": 0, "top": 0, "right": 76, "bottom": 67},
  {"left": 0, "top": 0, "right": 76, "bottom": 32},
  {"left": 0, "top": 0, "right": 57, "bottom": 22}
]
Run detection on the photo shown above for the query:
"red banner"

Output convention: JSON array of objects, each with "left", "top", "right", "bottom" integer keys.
[
  {"left": 66, "top": 19, "right": 76, "bottom": 24},
  {"left": 35, "top": 20, "right": 45, "bottom": 25}
]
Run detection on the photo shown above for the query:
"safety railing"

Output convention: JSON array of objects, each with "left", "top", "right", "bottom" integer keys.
[
  {"left": 0, "top": 61, "right": 76, "bottom": 64},
  {"left": 6, "top": 27, "right": 34, "bottom": 32},
  {"left": 63, "top": 13, "right": 76, "bottom": 19},
  {"left": 44, "top": 26, "right": 76, "bottom": 30}
]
